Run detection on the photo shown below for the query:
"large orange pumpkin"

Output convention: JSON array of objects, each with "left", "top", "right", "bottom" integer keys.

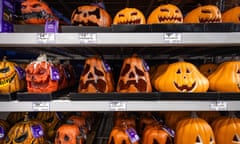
[
  {"left": 147, "top": 4, "right": 183, "bottom": 24},
  {"left": 71, "top": 5, "right": 112, "bottom": 27},
  {"left": 117, "top": 54, "right": 152, "bottom": 92},
  {"left": 154, "top": 60, "right": 209, "bottom": 92},
  {"left": 222, "top": 6, "right": 240, "bottom": 23},
  {"left": 21, "top": 0, "right": 56, "bottom": 24},
  {"left": 184, "top": 5, "right": 222, "bottom": 23},
  {"left": 113, "top": 8, "right": 146, "bottom": 24}
]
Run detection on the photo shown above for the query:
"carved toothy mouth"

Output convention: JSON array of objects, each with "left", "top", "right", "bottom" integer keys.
[
  {"left": 174, "top": 81, "right": 196, "bottom": 92},
  {"left": 118, "top": 79, "right": 147, "bottom": 92},
  {"left": 72, "top": 20, "right": 99, "bottom": 26},
  {"left": 0, "top": 73, "right": 16, "bottom": 88},
  {"left": 117, "top": 19, "right": 141, "bottom": 24},
  {"left": 199, "top": 17, "right": 221, "bottom": 23},
  {"left": 158, "top": 16, "right": 182, "bottom": 23},
  {"left": 79, "top": 79, "right": 106, "bottom": 92},
  {"left": 22, "top": 10, "right": 53, "bottom": 20},
  {"left": 29, "top": 77, "right": 50, "bottom": 89}
]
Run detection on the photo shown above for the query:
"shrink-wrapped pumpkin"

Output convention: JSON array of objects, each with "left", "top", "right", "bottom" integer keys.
[
  {"left": 184, "top": 5, "right": 222, "bottom": 23},
  {"left": 78, "top": 56, "right": 114, "bottom": 93},
  {"left": 117, "top": 54, "right": 152, "bottom": 93},
  {"left": 21, "top": 0, "right": 57, "bottom": 24},
  {"left": 113, "top": 8, "right": 146, "bottom": 24},
  {"left": 71, "top": 5, "right": 112, "bottom": 27},
  {"left": 154, "top": 60, "right": 209, "bottom": 92},
  {"left": 0, "top": 57, "right": 26, "bottom": 94},
  {"left": 147, "top": 4, "right": 183, "bottom": 24},
  {"left": 222, "top": 6, "right": 240, "bottom": 23},
  {"left": 25, "top": 54, "right": 60, "bottom": 93}
]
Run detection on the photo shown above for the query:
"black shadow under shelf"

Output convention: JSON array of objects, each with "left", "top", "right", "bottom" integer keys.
[{"left": 0, "top": 92, "right": 17, "bottom": 101}]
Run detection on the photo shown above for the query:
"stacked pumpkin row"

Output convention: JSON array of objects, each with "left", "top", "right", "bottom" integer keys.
[
  {"left": 0, "top": 111, "right": 97, "bottom": 144},
  {"left": 20, "top": 0, "right": 240, "bottom": 27},
  {"left": 108, "top": 111, "right": 240, "bottom": 144}
]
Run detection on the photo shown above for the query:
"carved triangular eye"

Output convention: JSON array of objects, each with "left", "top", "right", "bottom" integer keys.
[
  {"left": 210, "top": 136, "right": 215, "bottom": 144},
  {"left": 195, "top": 135, "right": 202, "bottom": 144},
  {"left": 233, "top": 134, "right": 240, "bottom": 142},
  {"left": 153, "top": 139, "right": 159, "bottom": 144},
  {"left": 237, "top": 69, "right": 240, "bottom": 74},
  {"left": 176, "top": 69, "right": 181, "bottom": 74}
]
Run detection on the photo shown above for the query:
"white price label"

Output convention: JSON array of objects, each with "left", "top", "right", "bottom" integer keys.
[
  {"left": 209, "top": 101, "right": 228, "bottom": 110},
  {"left": 163, "top": 33, "right": 182, "bottom": 43},
  {"left": 37, "top": 33, "right": 56, "bottom": 43},
  {"left": 109, "top": 101, "right": 127, "bottom": 111},
  {"left": 32, "top": 102, "right": 50, "bottom": 111},
  {"left": 79, "top": 33, "right": 97, "bottom": 43}
]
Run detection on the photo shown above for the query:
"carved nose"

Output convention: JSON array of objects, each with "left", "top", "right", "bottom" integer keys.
[
  {"left": 129, "top": 72, "right": 135, "bottom": 78},
  {"left": 88, "top": 73, "right": 93, "bottom": 78},
  {"left": 83, "top": 13, "right": 87, "bottom": 17}
]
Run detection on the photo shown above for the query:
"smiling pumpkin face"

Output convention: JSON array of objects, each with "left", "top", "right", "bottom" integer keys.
[
  {"left": 113, "top": 8, "right": 146, "bottom": 24},
  {"left": 155, "top": 61, "right": 209, "bottom": 92},
  {"left": 147, "top": 4, "right": 183, "bottom": 24}
]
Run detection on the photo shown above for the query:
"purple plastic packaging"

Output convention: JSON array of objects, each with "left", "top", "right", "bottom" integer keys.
[{"left": 0, "top": 0, "right": 14, "bottom": 32}]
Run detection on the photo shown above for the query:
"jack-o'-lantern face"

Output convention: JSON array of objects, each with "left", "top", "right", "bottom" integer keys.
[
  {"left": 184, "top": 5, "right": 222, "bottom": 23},
  {"left": 147, "top": 4, "right": 183, "bottom": 24},
  {"left": 155, "top": 61, "right": 209, "bottom": 92},
  {"left": 0, "top": 58, "right": 25, "bottom": 93},
  {"left": 113, "top": 8, "right": 146, "bottom": 24},
  {"left": 55, "top": 124, "right": 84, "bottom": 144},
  {"left": 25, "top": 60, "right": 59, "bottom": 93},
  {"left": 222, "top": 6, "right": 240, "bottom": 23},
  {"left": 21, "top": 0, "right": 55, "bottom": 24},
  {"left": 71, "top": 5, "right": 112, "bottom": 27},
  {"left": 78, "top": 56, "right": 114, "bottom": 93},
  {"left": 117, "top": 55, "right": 152, "bottom": 93}
]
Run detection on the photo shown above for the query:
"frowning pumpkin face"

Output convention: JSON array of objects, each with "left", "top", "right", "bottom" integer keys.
[
  {"left": 113, "top": 8, "right": 146, "bottom": 24},
  {"left": 71, "top": 5, "right": 112, "bottom": 27},
  {"left": 147, "top": 4, "right": 183, "bottom": 24}
]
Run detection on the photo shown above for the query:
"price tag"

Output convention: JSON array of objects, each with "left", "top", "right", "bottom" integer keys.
[
  {"left": 32, "top": 102, "right": 50, "bottom": 111},
  {"left": 163, "top": 33, "right": 182, "bottom": 43},
  {"left": 209, "top": 101, "right": 228, "bottom": 110},
  {"left": 79, "top": 33, "right": 97, "bottom": 43},
  {"left": 109, "top": 101, "right": 127, "bottom": 111},
  {"left": 37, "top": 33, "right": 56, "bottom": 44}
]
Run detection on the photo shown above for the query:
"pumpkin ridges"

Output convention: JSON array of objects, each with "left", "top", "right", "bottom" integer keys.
[{"left": 222, "top": 6, "right": 240, "bottom": 23}]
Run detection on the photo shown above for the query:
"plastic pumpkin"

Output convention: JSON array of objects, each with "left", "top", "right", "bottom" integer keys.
[
  {"left": 113, "top": 8, "right": 146, "bottom": 24},
  {"left": 147, "top": 4, "right": 183, "bottom": 24},
  {"left": 175, "top": 112, "right": 215, "bottom": 144},
  {"left": 199, "top": 63, "right": 218, "bottom": 77},
  {"left": 25, "top": 54, "right": 60, "bottom": 93},
  {"left": 208, "top": 60, "right": 240, "bottom": 92},
  {"left": 150, "top": 63, "right": 169, "bottom": 90},
  {"left": 55, "top": 123, "right": 84, "bottom": 144},
  {"left": 78, "top": 56, "right": 114, "bottom": 93},
  {"left": 117, "top": 54, "right": 152, "bottom": 92},
  {"left": 0, "top": 57, "right": 25, "bottom": 93},
  {"left": 71, "top": 5, "right": 112, "bottom": 27},
  {"left": 4, "top": 114, "right": 46, "bottom": 144},
  {"left": 21, "top": 0, "right": 56, "bottom": 24},
  {"left": 222, "top": 6, "right": 240, "bottom": 23},
  {"left": 164, "top": 111, "right": 190, "bottom": 130},
  {"left": 212, "top": 112, "right": 240, "bottom": 144},
  {"left": 154, "top": 60, "right": 209, "bottom": 92},
  {"left": 184, "top": 5, "right": 222, "bottom": 23}
]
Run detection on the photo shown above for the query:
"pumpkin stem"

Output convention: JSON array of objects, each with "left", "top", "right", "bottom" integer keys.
[
  {"left": 2, "top": 56, "right": 7, "bottom": 61},
  {"left": 24, "top": 112, "right": 29, "bottom": 121},
  {"left": 228, "top": 111, "right": 236, "bottom": 118},
  {"left": 37, "top": 53, "right": 47, "bottom": 62},
  {"left": 191, "top": 111, "right": 198, "bottom": 118}
]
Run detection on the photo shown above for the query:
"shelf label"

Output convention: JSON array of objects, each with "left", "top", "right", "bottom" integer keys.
[
  {"left": 109, "top": 101, "right": 127, "bottom": 111},
  {"left": 37, "top": 33, "right": 56, "bottom": 44},
  {"left": 163, "top": 33, "right": 182, "bottom": 43},
  {"left": 79, "top": 33, "right": 97, "bottom": 43},
  {"left": 32, "top": 102, "right": 50, "bottom": 111},
  {"left": 209, "top": 101, "right": 228, "bottom": 110}
]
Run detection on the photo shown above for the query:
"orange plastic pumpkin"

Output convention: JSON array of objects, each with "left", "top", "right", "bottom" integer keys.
[
  {"left": 0, "top": 57, "right": 25, "bottom": 93},
  {"left": 208, "top": 60, "right": 240, "bottom": 92},
  {"left": 113, "top": 8, "right": 146, "bottom": 24},
  {"left": 164, "top": 111, "right": 190, "bottom": 130},
  {"left": 154, "top": 60, "right": 209, "bottom": 92},
  {"left": 78, "top": 56, "right": 114, "bottom": 93},
  {"left": 222, "top": 6, "right": 240, "bottom": 23},
  {"left": 71, "top": 5, "right": 112, "bottom": 27},
  {"left": 21, "top": 0, "right": 56, "bottom": 24},
  {"left": 25, "top": 54, "right": 59, "bottom": 93},
  {"left": 184, "top": 5, "right": 222, "bottom": 23},
  {"left": 199, "top": 63, "right": 218, "bottom": 77},
  {"left": 212, "top": 112, "right": 240, "bottom": 144},
  {"left": 117, "top": 54, "right": 152, "bottom": 92},
  {"left": 147, "top": 4, "right": 183, "bottom": 24},
  {"left": 175, "top": 112, "right": 215, "bottom": 144},
  {"left": 150, "top": 63, "right": 169, "bottom": 90}
]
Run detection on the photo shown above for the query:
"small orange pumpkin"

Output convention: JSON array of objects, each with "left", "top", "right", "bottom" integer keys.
[
  {"left": 184, "top": 5, "right": 222, "bottom": 23},
  {"left": 21, "top": 0, "right": 56, "bottom": 24},
  {"left": 222, "top": 6, "right": 240, "bottom": 23},
  {"left": 147, "top": 4, "right": 183, "bottom": 24},
  {"left": 113, "top": 8, "right": 146, "bottom": 24},
  {"left": 154, "top": 60, "right": 209, "bottom": 92},
  {"left": 117, "top": 54, "right": 152, "bottom": 92},
  {"left": 71, "top": 5, "right": 112, "bottom": 27}
]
